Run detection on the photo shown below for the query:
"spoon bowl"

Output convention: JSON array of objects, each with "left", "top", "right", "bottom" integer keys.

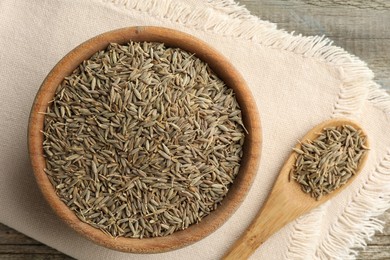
[{"left": 223, "top": 118, "right": 369, "bottom": 259}]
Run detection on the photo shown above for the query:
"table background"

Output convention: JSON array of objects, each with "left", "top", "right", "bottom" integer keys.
[{"left": 1, "top": 0, "right": 389, "bottom": 259}]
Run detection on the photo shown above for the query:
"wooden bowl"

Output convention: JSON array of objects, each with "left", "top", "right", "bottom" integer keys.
[{"left": 28, "top": 26, "right": 262, "bottom": 253}]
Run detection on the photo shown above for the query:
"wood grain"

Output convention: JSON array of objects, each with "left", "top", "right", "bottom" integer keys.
[
  {"left": 223, "top": 119, "right": 369, "bottom": 259},
  {"left": 1, "top": 1, "right": 389, "bottom": 259}
]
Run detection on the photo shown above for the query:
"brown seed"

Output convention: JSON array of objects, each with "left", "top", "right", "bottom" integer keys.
[
  {"left": 291, "top": 125, "right": 368, "bottom": 200},
  {"left": 43, "top": 41, "right": 245, "bottom": 238}
]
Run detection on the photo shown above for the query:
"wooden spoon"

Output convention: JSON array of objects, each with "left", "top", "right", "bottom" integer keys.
[{"left": 223, "top": 118, "right": 369, "bottom": 260}]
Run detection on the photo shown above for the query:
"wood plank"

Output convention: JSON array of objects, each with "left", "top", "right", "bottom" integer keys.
[
  {"left": 0, "top": 223, "right": 41, "bottom": 245},
  {"left": 0, "top": 254, "right": 73, "bottom": 260},
  {"left": 0, "top": 245, "right": 65, "bottom": 255},
  {"left": 356, "top": 246, "right": 390, "bottom": 260}
]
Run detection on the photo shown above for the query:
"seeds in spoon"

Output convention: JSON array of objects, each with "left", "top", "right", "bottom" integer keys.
[{"left": 290, "top": 125, "right": 368, "bottom": 200}]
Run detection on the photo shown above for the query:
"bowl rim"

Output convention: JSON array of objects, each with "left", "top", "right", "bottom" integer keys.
[{"left": 28, "top": 26, "right": 262, "bottom": 253}]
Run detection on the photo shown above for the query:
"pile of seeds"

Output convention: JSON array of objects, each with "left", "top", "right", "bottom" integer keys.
[
  {"left": 290, "top": 125, "right": 368, "bottom": 200},
  {"left": 42, "top": 41, "right": 246, "bottom": 238}
]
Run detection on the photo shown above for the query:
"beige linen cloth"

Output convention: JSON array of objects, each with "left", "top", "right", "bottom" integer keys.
[{"left": 1, "top": 0, "right": 390, "bottom": 259}]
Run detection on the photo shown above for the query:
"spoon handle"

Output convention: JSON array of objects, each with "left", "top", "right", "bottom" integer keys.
[
  {"left": 223, "top": 118, "right": 370, "bottom": 259},
  {"left": 223, "top": 172, "right": 309, "bottom": 260},
  {"left": 222, "top": 191, "right": 290, "bottom": 259}
]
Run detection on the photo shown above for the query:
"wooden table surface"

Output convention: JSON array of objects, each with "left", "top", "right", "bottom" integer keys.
[{"left": 1, "top": 0, "right": 389, "bottom": 259}]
